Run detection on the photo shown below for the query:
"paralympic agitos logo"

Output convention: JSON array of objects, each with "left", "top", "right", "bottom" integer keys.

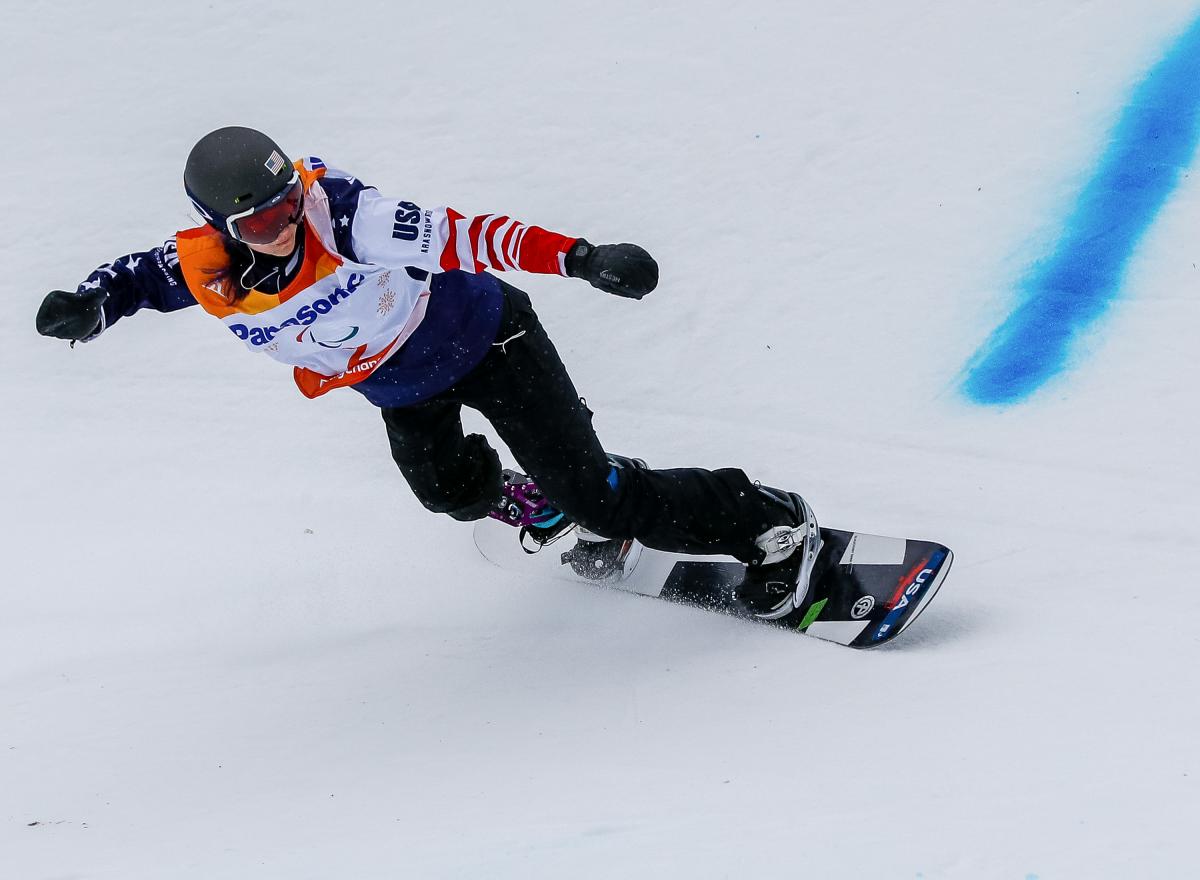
[{"left": 228, "top": 273, "right": 366, "bottom": 347}]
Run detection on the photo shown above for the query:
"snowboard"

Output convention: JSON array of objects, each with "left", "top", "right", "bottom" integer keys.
[{"left": 473, "top": 520, "right": 952, "bottom": 649}]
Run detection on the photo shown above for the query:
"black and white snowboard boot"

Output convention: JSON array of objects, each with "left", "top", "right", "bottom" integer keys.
[{"left": 736, "top": 488, "right": 823, "bottom": 621}]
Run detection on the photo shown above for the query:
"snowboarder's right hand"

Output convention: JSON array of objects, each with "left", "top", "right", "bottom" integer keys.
[
  {"left": 565, "top": 239, "right": 659, "bottom": 300},
  {"left": 36, "top": 289, "right": 106, "bottom": 341}
]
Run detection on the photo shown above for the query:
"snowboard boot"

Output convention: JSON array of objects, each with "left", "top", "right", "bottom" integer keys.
[{"left": 736, "top": 488, "right": 823, "bottom": 621}]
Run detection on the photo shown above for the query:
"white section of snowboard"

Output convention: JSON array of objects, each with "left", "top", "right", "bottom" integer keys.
[
  {"left": 473, "top": 518, "right": 672, "bottom": 598},
  {"left": 803, "top": 619, "right": 873, "bottom": 645},
  {"left": 839, "top": 533, "right": 906, "bottom": 566}
]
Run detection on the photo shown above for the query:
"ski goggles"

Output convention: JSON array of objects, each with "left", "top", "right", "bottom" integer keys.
[{"left": 226, "top": 171, "right": 304, "bottom": 244}]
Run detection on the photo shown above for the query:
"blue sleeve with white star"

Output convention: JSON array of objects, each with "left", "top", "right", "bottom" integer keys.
[
  {"left": 314, "top": 166, "right": 372, "bottom": 262},
  {"left": 78, "top": 238, "right": 197, "bottom": 337}
]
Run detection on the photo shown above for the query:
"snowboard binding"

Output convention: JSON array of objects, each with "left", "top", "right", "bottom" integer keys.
[
  {"left": 559, "top": 529, "right": 642, "bottom": 582},
  {"left": 487, "top": 468, "right": 642, "bottom": 580},
  {"left": 736, "top": 490, "right": 824, "bottom": 621},
  {"left": 488, "top": 470, "right": 574, "bottom": 551}
]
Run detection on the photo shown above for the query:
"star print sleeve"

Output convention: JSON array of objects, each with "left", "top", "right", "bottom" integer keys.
[
  {"left": 77, "top": 238, "right": 197, "bottom": 339},
  {"left": 347, "top": 187, "right": 579, "bottom": 276}
]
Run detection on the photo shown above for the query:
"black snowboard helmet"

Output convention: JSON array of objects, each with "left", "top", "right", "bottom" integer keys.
[{"left": 184, "top": 126, "right": 303, "bottom": 244}]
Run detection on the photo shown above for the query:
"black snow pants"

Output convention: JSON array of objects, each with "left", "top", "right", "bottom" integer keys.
[{"left": 381, "top": 281, "right": 786, "bottom": 563}]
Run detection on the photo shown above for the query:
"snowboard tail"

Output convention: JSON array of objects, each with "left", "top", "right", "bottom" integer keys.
[{"left": 473, "top": 520, "right": 952, "bottom": 649}]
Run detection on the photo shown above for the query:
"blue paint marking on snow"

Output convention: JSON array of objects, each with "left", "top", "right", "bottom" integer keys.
[{"left": 963, "top": 17, "right": 1200, "bottom": 405}]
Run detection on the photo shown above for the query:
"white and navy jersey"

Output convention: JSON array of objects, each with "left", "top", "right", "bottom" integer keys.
[
  {"left": 319, "top": 160, "right": 574, "bottom": 277},
  {"left": 79, "top": 157, "right": 579, "bottom": 406}
]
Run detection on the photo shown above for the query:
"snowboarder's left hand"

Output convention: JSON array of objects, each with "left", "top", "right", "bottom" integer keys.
[{"left": 565, "top": 239, "right": 658, "bottom": 300}]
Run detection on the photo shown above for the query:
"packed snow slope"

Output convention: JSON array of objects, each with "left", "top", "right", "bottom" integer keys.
[{"left": 3, "top": 2, "right": 1199, "bottom": 877}]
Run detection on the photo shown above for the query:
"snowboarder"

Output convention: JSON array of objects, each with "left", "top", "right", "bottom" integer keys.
[{"left": 35, "top": 126, "right": 820, "bottom": 619}]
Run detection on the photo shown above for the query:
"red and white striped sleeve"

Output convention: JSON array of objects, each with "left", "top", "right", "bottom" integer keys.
[
  {"left": 437, "top": 209, "right": 575, "bottom": 275},
  {"left": 348, "top": 187, "right": 577, "bottom": 276}
]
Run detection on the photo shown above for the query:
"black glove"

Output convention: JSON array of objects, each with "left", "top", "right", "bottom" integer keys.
[
  {"left": 36, "top": 289, "right": 107, "bottom": 341},
  {"left": 565, "top": 239, "right": 658, "bottom": 300}
]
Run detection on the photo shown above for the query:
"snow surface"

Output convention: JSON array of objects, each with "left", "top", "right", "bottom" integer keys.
[{"left": 3, "top": 1, "right": 1199, "bottom": 877}]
